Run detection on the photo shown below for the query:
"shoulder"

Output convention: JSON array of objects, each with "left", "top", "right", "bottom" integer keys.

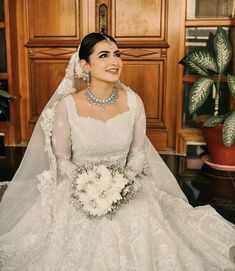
[
  {"left": 72, "top": 89, "right": 87, "bottom": 102},
  {"left": 124, "top": 86, "right": 145, "bottom": 109},
  {"left": 57, "top": 88, "right": 86, "bottom": 107},
  {"left": 56, "top": 94, "right": 73, "bottom": 113}
]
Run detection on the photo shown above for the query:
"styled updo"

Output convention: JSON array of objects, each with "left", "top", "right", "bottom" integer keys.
[{"left": 78, "top": 32, "right": 117, "bottom": 62}]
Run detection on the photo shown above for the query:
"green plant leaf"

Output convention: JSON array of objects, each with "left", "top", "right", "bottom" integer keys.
[
  {"left": 214, "top": 26, "right": 232, "bottom": 74},
  {"left": 0, "top": 105, "right": 6, "bottom": 116},
  {"left": 0, "top": 89, "right": 15, "bottom": 99},
  {"left": 0, "top": 99, "right": 8, "bottom": 108},
  {"left": 223, "top": 110, "right": 235, "bottom": 147},
  {"left": 179, "top": 57, "right": 209, "bottom": 76},
  {"left": 189, "top": 77, "right": 213, "bottom": 113},
  {"left": 203, "top": 114, "right": 228, "bottom": 127},
  {"left": 187, "top": 51, "right": 217, "bottom": 73},
  {"left": 227, "top": 74, "right": 235, "bottom": 98}
]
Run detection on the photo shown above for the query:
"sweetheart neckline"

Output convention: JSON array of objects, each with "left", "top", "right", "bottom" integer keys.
[
  {"left": 69, "top": 90, "right": 131, "bottom": 124},
  {"left": 74, "top": 110, "right": 130, "bottom": 124}
]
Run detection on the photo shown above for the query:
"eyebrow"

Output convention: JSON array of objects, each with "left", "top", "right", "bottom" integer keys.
[{"left": 98, "top": 50, "right": 120, "bottom": 55}]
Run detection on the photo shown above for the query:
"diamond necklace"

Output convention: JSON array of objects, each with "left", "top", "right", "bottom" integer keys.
[{"left": 85, "top": 87, "right": 119, "bottom": 111}]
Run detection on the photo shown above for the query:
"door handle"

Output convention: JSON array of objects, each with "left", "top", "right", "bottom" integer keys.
[{"left": 99, "top": 3, "right": 108, "bottom": 34}]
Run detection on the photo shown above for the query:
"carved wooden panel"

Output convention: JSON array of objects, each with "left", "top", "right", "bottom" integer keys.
[
  {"left": 121, "top": 61, "right": 165, "bottom": 127},
  {"left": 147, "top": 129, "right": 167, "bottom": 150},
  {"left": 26, "top": 0, "right": 82, "bottom": 45},
  {"left": 28, "top": 48, "right": 75, "bottom": 123},
  {"left": 119, "top": 47, "right": 167, "bottom": 150},
  {"left": 112, "top": 0, "right": 167, "bottom": 47},
  {"left": 120, "top": 48, "right": 166, "bottom": 129}
]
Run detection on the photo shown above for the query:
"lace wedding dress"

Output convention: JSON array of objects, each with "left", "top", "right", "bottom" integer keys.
[{"left": 0, "top": 88, "right": 235, "bottom": 271}]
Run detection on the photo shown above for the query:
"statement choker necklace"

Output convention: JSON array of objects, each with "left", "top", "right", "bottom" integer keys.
[{"left": 85, "top": 87, "right": 119, "bottom": 111}]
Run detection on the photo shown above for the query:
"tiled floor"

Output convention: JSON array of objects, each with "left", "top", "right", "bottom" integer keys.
[{"left": 1, "top": 146, "right": 235, "bottom": 224}]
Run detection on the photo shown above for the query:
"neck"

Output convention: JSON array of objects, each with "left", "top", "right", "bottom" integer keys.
[{"left": 88, "top": 82, "right": 114, "bottom": 99}]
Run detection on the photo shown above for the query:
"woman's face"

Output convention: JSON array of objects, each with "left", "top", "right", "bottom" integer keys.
[{"left": 85, "top": 40, "right": 123, "bottom": 84}]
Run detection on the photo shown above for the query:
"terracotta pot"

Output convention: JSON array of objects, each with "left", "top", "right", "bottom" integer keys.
[{"left": 202, "top": 125, "right": 235, "bottom": 166}]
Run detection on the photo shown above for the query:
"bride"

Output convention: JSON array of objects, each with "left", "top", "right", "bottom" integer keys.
[{"left": 0, "top": 32, "right": 234, "bottom": 271}]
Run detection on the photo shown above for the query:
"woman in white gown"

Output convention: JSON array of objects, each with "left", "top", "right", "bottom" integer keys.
[{"left": 0, "top": 32, "right": 234, "bottom": 271}]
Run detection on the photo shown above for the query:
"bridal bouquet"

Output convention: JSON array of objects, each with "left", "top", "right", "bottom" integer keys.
[{"left": 70, "top": 163, "right": 142, "bottom": 219}]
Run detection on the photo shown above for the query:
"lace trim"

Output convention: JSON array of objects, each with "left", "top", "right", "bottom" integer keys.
[
  {"left": 66, "top": 87, "right": 135, "bottom": 125},
  {"left": 39, "top": 103, "right": 59, "bottom": 212},
  {"left": 57, "top": 159, "right": 77, "bottom": 183},
  {"left": 37, "top": 169, "right": 56, "bottom": 205},
  {"left": 56, "top": 79, "right": 76, "bottom": 97}
]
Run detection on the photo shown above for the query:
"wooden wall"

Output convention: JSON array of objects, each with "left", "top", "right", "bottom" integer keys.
[{"left": 3, "top": 0, "right": 183, "bottom": 152}]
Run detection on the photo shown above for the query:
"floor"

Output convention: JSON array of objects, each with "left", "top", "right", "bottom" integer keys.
[{"left": 0, "top": 146, "right": 235, "bottom": 224}]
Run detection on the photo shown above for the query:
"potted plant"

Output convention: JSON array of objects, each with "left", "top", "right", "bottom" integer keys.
[
  {"left": 0, "top": 84, "right": 16, "bottom": 155},
  {"left": 179, "top": 26, "right": 235, "bottom": 166},
  {"left": 0, "top": 84, "right": 15, "bottom": 121}
]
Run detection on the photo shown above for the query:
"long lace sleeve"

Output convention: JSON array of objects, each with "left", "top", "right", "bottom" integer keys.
[
  {"left": 126, "top": 94, "right": 146, "bottom": 177},
  {"left": 52, "top": 99, "right": 76, "bottom": 182}
]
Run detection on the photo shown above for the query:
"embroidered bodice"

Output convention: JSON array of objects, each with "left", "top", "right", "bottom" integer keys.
[
  {"left": 52, "top": 88, "right": 146, "bottom": 180},
  {"left": 66, "top": 95, "right": 133, "bottom": 164}
]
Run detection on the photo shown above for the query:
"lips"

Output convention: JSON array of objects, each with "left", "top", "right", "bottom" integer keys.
[{"left": 106, "top": 68, "right": 119, "bottom": 74}]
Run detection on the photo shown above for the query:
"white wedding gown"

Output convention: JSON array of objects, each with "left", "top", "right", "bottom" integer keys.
[{"left": 0, "top": 89, "right": 235, "bottom": 271}]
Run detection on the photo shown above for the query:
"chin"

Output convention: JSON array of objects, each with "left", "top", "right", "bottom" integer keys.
[{"left": 106, "top": 78, "right": 120, "bottom": 83}]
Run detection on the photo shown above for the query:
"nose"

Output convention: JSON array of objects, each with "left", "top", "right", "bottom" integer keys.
[{"left": 110, "top": 54, "right": 120, "bottom": 65}]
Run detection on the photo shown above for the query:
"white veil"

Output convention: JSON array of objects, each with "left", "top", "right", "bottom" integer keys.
[{"left": 0, "top": 47, "right": 187, "bottom": 235}]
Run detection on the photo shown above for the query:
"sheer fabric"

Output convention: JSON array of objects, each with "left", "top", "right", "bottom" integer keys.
[
  {"left": 0, "top": 87, "right": 235, "bottom": 270},
  {"left": 0, "top": 52, "right": 78, "bottom": 235},
  {"left": 0, "top": 51, "right": 234, "bottom": 270},
  {"left": 0, "top": 51, "right": 185, "bottom": 235},
  {"left": 52, "top": 99, "right": 77, "bottom": 183}
]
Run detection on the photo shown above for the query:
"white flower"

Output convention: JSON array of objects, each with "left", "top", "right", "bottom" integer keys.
[{"left": 70, "top": 163, "right": 143, "bottom": 218}]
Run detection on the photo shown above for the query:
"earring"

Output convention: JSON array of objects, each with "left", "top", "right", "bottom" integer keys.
[{"left": 82, "top": 71, "right": 90, "bottom": 85}]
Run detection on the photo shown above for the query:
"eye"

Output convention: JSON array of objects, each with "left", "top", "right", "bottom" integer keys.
[
  {"left": 115, "top": 52, "right": 121, "bottom": 58},
  {"left": 99, "top": 53, "right": 109, "bottom": 58}
]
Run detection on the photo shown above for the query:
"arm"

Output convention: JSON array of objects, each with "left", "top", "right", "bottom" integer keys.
[
  {"left": 52, "top": 98, "right": 76, "bottom": 182},
  {"left": 126, "top": 94, "right": 146, "bottom": 177}
]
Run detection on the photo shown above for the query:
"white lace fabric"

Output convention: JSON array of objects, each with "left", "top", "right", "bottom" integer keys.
[
  {"left": 0, "top": 87, "right": 235, "bottom": 270},
  {"left": 52, "top": 88, "right": 146, "bottom": 177}
]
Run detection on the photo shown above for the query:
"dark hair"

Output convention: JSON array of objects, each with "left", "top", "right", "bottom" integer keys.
[{"left": 79, "top": 32, "right": 117, "bottom": 62}]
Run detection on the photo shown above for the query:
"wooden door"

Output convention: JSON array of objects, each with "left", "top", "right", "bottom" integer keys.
[
  {"left": 12, "top": 0, "right": 183, "bottom": 152},
  {"left": 17, "top": 0, "right": 86, "bottom": 139},
  {"left": 112, "top": 0, "right": 169, "bottom": 150}
]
